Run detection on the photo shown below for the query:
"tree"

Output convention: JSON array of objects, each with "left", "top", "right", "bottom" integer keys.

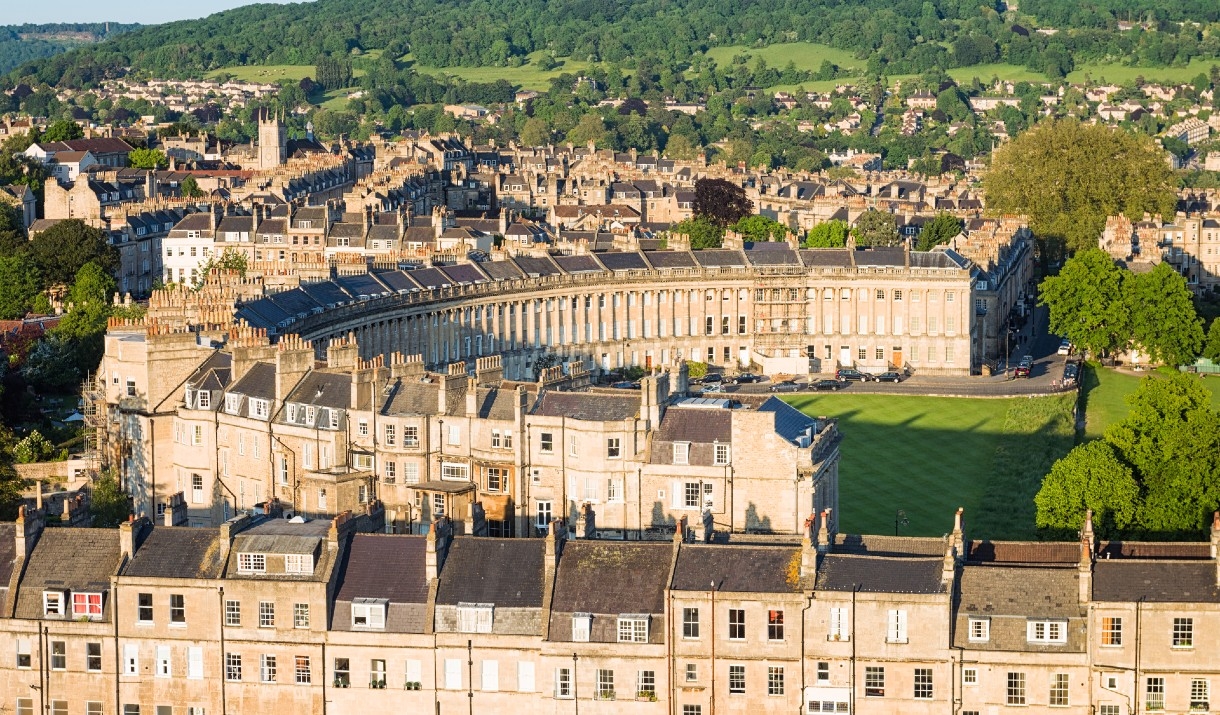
[
  {"left": 669, "top": 216, "right": 723, "bottom": 250},
  {"left": 1106, "top": 373, "right": 1220, "bottom": 535},
  {"left": 179, "top": 175, "right": 204, "bottom": 198},
  {"left": 68, "top": 261, "right": 117, "bottom": 306},
  {"left": 0, "top": 255, "right": 41, "bottom": 320},
  {"left": 730, "top": 215, "right": 789, "bottom": 242},
  {"left": 13, "top": 430, "right": 58, "bottom": 464},
  {"left": 915, "top": 212, "right": 963, "bottom": 251},
  {"left": 128, "top": 148, "right": 168, "bottom": 169},
  {"left": 805, "top": 220, "right": 849, "bottom": 248},
  {"left": 89, "top": 469, "right": 131, "bottom": 528},
  {"left": 566, "top": 113, "right": 610, "bottom": 148},
  {"left": 42, "top": 119, "right": 83, "bottom": 142},
  {"left": 1034, "top": 440, "right": 1140, "bottom": 538},
  {"left": 194, "top": 248, "right": 248, "bottom": 289},
  {"left": 1125, "top": 263, "right": 1204, "bottom": 366},
  {"left": 1203, "top": 318, "right": 1220, "bottom": 362},
  {"left": 693, "top": 178, "right": 753, "bottom": 228},
  {"left": 22, "top": 333, "right": 84, "bottom": 392},
  {"left": 1040, "top": 249, "right": 1130, "bottom": 357},
  {"left": 0, "top": 203, "right": 25, "bottom": 254},
  {"left": 983, "top": 119, "right": 1177, "bottom": 256},
  {"left": 26, "top": 220, "right": 119, "bottom": 288},
  {"left": 519, "top": 117, "right": 550, "bottom": 147},
  {"left": 851, "top": 209, "right": 900, "bottom": 247}
]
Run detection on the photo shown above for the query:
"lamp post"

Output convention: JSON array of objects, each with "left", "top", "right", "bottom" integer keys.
[{"left": 894, "top": 509, "right": 909, "bottom": 537}]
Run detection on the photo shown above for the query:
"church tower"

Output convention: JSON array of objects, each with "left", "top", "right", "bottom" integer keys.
[{"left": 257, "top": 108, "right": 287, "bottom": 170}]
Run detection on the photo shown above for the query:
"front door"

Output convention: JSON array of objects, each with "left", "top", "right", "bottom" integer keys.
[{"left": 892, "top": 347, "right": 903, "bottom": 369}]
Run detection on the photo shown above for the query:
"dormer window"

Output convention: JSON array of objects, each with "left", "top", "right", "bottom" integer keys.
[
  {"left": 43, "top": 591, "right": 64, "bottom": 617},
  {"left": 457, "top": 603, "right": 494, "bottom": 633},
  {"left": 287, "top": 404, "right": 298, "bottom": 422},
  {"left": 225, "top": 394, "right": 241, "bottom": 414},
  {"left": 284, "top": 554, "right": 314, "bottom": 574},
  {"left": 673, "top": 442, "right": 690, "bottom": 465},
  {"left": 237, "top": 553, "right": 267, "bottom": 574},
  {"left": 196, "top": 391, "right": 210, "bottom": 410},
  {"left": 328, "top": 410, "right": 340, "bottom": 430},
  {"left": 351, "top": 599, "right": 387, "bottom": 629},
  {"left": 73, "top": 592, "right": 104, "bottom": 619},
  {"left": 250, "top": 399, "right": 269, "bottom": 419},
  {"left": 305, "top": 406, "right": 316, "bottom": 425},
  {"left": 617, "top": 615, "right": 649, "bottom": 643},
  {"left": 572, "top": 613, "right": 592, "bottom": 642}
]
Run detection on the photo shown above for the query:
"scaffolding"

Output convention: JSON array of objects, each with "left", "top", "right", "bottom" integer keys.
[{"left": 80, "top": 371, "right": 109, "bottom": 477}]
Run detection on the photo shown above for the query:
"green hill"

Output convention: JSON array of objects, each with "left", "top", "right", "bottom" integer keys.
[
  {"left": 0, "top": 23, "right": 139, "bottom": 75},
  {"left": 10, "top": 0, "right": 1220, "bottom": 89}
]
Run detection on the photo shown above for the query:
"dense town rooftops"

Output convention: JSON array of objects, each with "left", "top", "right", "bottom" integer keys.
[{"left": 14, "top": 528, "right": 122, "bottom": 620}]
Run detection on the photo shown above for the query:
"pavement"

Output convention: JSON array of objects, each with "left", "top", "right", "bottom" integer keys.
[{"left": 706, "top": 303, "right": 1083, "bottom": 399}]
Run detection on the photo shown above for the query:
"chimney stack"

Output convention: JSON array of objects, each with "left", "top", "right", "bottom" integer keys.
[
  {"left": 1079, "top": 509, "right": 1096, "bottom": 602},
  {"left": 816, "top": 508, "right": 832, "bottom": 554}
]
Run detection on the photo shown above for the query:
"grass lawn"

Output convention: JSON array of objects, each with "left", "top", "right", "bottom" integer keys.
[
  {"left": 947, "top": 63, "right": 1049, "bottom": 84},
  {"left": 1080, "top": 363, "right": 1220, "bottom": 440},
  {"left": 784, "top": 392, "right": 1075, "bottom": 539},
  {"left": 1067, "top": 58, "right": 1220, "bottom": 85},
  {"left": 704, "top": 42, "right": 863, "bottom": 75},
  {"left": 407, "top": 51, "right": 594, "bottom": 91},
  {"left": 207, "top": 64, "right": 367, "bottom": 83}
]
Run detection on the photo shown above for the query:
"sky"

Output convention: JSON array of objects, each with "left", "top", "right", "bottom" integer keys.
[{"left": 11, "top": 0, "right": 306, "bottom": 26}]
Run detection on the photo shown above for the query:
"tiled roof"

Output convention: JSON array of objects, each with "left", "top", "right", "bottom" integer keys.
[
  {"left": 645, "top": 251, "right": 698, "bottom": 269},
  {"left": 15, "top": 528, "right": 122, "bottom": 620},
  {"left": 654, "top": 407, "right": 731, "bottom": 443},
  {"left": 124, "top": 527, "right": 226, "bottom": 579},
  {"left": 966, "top": 540, "right": 1080, "bottom": 564},
  {"left": 1096, "top": 541, "right": 1212, "bottom": 560},
  {"left": 833, "top": 534, "right": 947, "bottom": 558},
  {"left": 692, "top": 249, "right": 746, "bottom": 267},
  {"left": 551, "top": 542, "right": 671, "bottom": 614},
  {"left": 474, "top": 387, "right": 520, "bottom": 420},
  {"left": 853, "top": 247, "right": 906, "bottom": 267},
  {"left": 815, "top": 554, "right": 946, "bottom": 594},
  {"left": 228, "top": 362, "right": 277, "bottom": 401},
  {"left": 1093, "top": 561, "right": 1220, "bottom": 602},
  {"left": 799, "top": 249, "right": 852, "bottom": 267},
  {"left": 598, "top": 251, "right": 648, "bottom": 271},
  {"left": 335, "top": 534, "right": 428, "bottom": 604},
  {"left": 531, "top": 391, "right": 638, "bottom": 421},
  {"left": 756, "top": 397, "right": 820, "bottom": 445},
  {"left": 435, "top": 537, "right": 544, "bottom": 608},
  {"left": 671, "top": 544, "right": 802, "bottom": 593},
  {"left": 956, "top": 565, "right": 1083, "bottom": 617}
]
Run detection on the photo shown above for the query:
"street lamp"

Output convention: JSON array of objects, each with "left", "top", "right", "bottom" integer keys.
[{"left": 894, "top": 509, "right": 909, "bottom": 536}]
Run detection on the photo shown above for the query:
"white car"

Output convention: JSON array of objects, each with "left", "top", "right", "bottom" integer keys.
[{"left": 1057, "top": 340, "right": 1071, "bottom": 356}]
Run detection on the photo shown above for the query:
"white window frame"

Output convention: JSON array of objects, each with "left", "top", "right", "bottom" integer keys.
[
  {"left": 673, "top": 441, "right": 690, "bottom": 465},
  {"left": 1027, "top": 619, "right": 1068, "bottom": 645},
  {"left": 237, "top": 553, "right": 266, "bottom": 574},
  {"left": 457, "top": 603, "right": 494, "bottom": 633},
  {"left": 968, "top": 617, "right": 990, "bottom": 643},
  {"left": 572, "top": 613, "right": 592, "bottom": 642},
  {"left": 43, "top": 591, "right": 64, "bottom": 617},
  {"left": 351, "top": 599, "right": 387, "bottom": 629},
  {"left": 886, "top": 609, "right": 908, "bottom": 644},
  {"left": 617, "top": 615, "right": 649, "bottom": 643}
]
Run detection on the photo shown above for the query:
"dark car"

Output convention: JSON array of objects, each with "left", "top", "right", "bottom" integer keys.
[
  {"left": 835, "top": 369, "right": 873, "bottom": 382},
  {"left": 733, "top": 373, "right": 763, "bottom": 384},
  {"left": 1014, "top": 356, "right": 1033, "bottom": 378},
  {"left": 875, "top": 371, "right": 903, "bottom": 383},
  {"left": 769, "top": 380, "right": 802, "bottom": 393},
  {"left": 812, "top": 379, "right": 849, "bottom": 391},
  {"left": 702, "top": 373, "right": 723, "bottom": 384},
  {"left": 1062, "top": 362, "right": 1080, "bottom": 384},
  {"left": 610, "top": 381, "right": 640, "bottom": 389}
]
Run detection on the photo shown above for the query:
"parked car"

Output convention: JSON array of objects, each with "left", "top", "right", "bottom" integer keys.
[
  {"left": 875, "top": 371, "right": 904, "bottom": 383},
  {"left": 812, "top": 379, "right": 849, "bottom": 391},
  {"left": 1014, "top": 356, "right": 1033, "bottom": 378},
  {"left": 610, "top": 381, "right": 640, "bottom": 390},
  {"left": 1062, "top": 362, "right": 1080, "bottom": 385},
  {"left": 769, "top": 380, "right": 802, "bottom": 393},
  {"left": 733, "top": 373, "right": 763, "bottom": 384},
  {"left": 835, "top": 368, "right": 873, "bottom": 382},
  {"left": 1057, "top": 340, "right": 1072, "bottom": 356},
  {"left": 701, "top": 383, "right": 725, "bottom": 393},
  {"left": 702, "top": 373, "right": 723, "bottom": 384}
]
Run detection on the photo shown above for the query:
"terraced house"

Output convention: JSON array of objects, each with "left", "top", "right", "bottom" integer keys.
[{"left": 1, "top": 508, "right": 1217, "bottom": 715}]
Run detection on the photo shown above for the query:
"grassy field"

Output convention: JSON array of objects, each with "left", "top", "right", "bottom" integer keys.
[
  {"left": 1080, "top": 363, "right": 1220, "bottom": 440},
  {"left": 704, "top": 42, "right": 863, "bottom": 74},
  {"left": 784, "top": 392, "right": 1076, "bottom": 539},
  {"left": 406, "top": 51, "right": 594, "bottom": 91},
  {"left": 1067, "top": 58, "right": 1220, "bottom": 85},
  {"left": 947, "top": 63, "right": 1049, "bottom": 84}
]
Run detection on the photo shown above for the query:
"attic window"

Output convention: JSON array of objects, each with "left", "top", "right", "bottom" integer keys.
[
  {"left": 225, "top": 395, "right": 241, "bottom": 414},
  {"left": 328, "top": 410, "right": 341, "bottom": 430},
  {"left": 237, "top": 553, "right": 267, "bottom": 574},
  {"left": 284, "top": 554, "right": 314, "bottom": 574},
  {"left": 572, "top": 613, "right": 592, "bottom": 642},
  {"left": 250, "top": 399, "right": 269, "bottom": 419},
  {"left": 72, "top": 592, "right": 103, "bottom": 619},
  {"left": 351, "top": 599, "right": 387, "bottom": 629},
  {"left": 43, "top": 591, "right": 64, "bottom": 617},
  {"left": 457, "top": 603, "right": 494, "bottom": 633},
  {"left": 196, "top": 391, "right": 211, "bottom": 410},
  {"left": 672, "top": 442, "right": 690, "bottom": 465},
  {"left": 617, "top": 615, "right": 649, "bottom": 643},
  {"left": 287, "top": 404, "right": 298, "bottom": 422}
]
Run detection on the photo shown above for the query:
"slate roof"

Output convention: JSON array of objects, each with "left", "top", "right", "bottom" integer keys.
[
  {"left": 123, "top": 527, "right": 226, "bottom": 579},
  {"left": 599, "top": 251, "right": 648, "bottom": 271},
  {"left": 286, "top": 372, "right": 351, "bottom": 409},
  {"left": 853, "top": 247, "right": 906, "bottom": 267},
  {"left": 833, "top": 534, "right": 947, "bottom": 558},
  {"left": 0, "top": 523, "right": 15, "bottom": 590},
  {"left": 441, "top": 263, "right": 487, "bottom": 284},
  {"left": 514, "top": 256, "right": 561, "bottom": 277},
  {"left": 1096, "top": 541, "right": 1212, "bottom": 560},
  {"left": 645, "top": 251, "right": 698, "bottom": 269},
  {"left": 654, "top": 407, "right": 732, "bottom": 443},
  {"left": 815, "top": 555, "right": 946, "bottom": 594},
  {"left": 187, "top": 350, "right": 232, "bottom": 392},
  {"left": 745, "top": 245, "right": 800, "bottom": 265},
  {"left": 435, "top": 537, "right": 544, "bottom": 607},
  {"left": 671, "top": 545, "right": 802, "bottom": 593},
  {"left": 1092, "top": 561, "right": 1220, "bottom": 602},
  {"left": 474, "top": 387, "right": 522, "bottom": 420},
  {"left": 966, "top": 540, "right": 1080, "bottom": 564},
  {"left": 228, "top": 362, "right": 277, "bottom": 401},
  {"left": 956, "top": 565, "right": 1082, "bottom": 618},
  {"left": 692, "top": 249, "right": 746, "bottom": 267},
  {"left": 15, "top": 528, "right": 122, "bottom": 620},
  {"left": 480, "top": 260, "right": 526, "bottom": 281},
  {"left": 334, "top": 534, "right": 428, "bottom": 604},
  {"left": 383, "top": 379, "right": 442, "bottom": 416},
  {"left": 553, "top": 255, "right": 605, "bottom": 274},
  {"left": 531, "top": 391, "right": 638, "bottom": 421},
  {"left": 799, "top": 249, "right": 853, "bottom": 267},
  {"left": 551, "top": 542, "right": 671, "bottom": 614},
  {"left": 756, "top": 396, "right": 819, "bottom": 445}
]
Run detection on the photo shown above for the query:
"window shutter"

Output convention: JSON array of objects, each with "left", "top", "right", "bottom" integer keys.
[
  {"left": 188, "top": 647, "right": 203, "bottom": 679},
  {"left": 156, "top": 645, "right": 171, "bottom": 676},
  {"left": 897, "top": 609, "right": 908, "bottom": 641},
  {"left": 482, "top": 660, "right": 499, "bottom": 691},
  {"left": 671, "top": 480, "right": 682, "bottom": 509},
  {"left": 477, "top": 607, "right": 493, "bottom": 633},
  {"left": 124, "top": 644, "right": 139, "bottom": 675},
  {"left": 445, "top": 659, "right": 462, "bottom": 689},
  {"left": 518, "top": 662, "right": 535, "bottom": 692}
]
